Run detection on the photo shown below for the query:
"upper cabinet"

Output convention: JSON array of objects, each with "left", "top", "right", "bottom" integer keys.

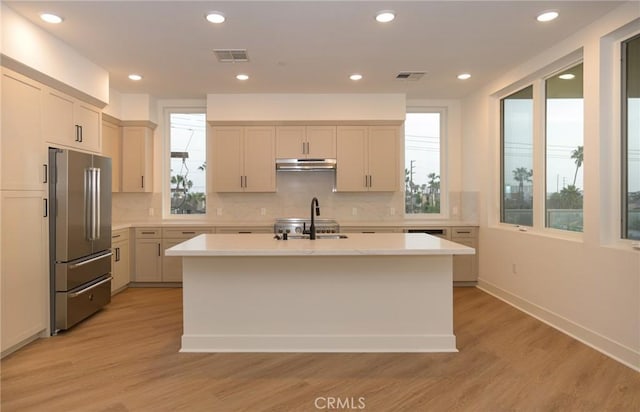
[
  {"left": 43, "top": 87, "right": 101, "bottom": 153},
  {"left": 1, "top": 68, "right": 46, "bottom": 191},
  {"left": 122, "top": 124, "right": 154, "bottom": 193},
  {"left": 211, "top": 126, "right": 276, "bottom": 192},
  {"left": 101, "top": 116, "right": 122, "bottom": 192},
  {"left": 276, "top": 126, "right": 336, "bottom": 158},
  {"left": 336, "top": 125, "right": 398, "bottom": 192}
]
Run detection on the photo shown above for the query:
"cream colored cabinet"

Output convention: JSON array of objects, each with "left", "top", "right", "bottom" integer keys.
[
  {"left": 122, "top": 125, "right": 154, "bottom": 193},
  {"left": 1, "top": 68, "right": 46, "bottom": 191},
  {"left": 215, "top": 226, "right": 272, "bottom": 234},
  {"left": 161, "top": 227, "right": 213, "bottom": 282},
  {"left": 101, "top": 117, "right": 122, "bottom": 192},
  {"left": 211, "top": 126, "right": 275, "bottom": 192},
  {"left": 133, "top": 228, "right": 162, "bottom": 282},
  {"left": 276, "top": 126, "right": 336, "bottom": 158},
  {"left": 111, "top": 229, "right": 130, "bottom": 293},
  {"left": 341, "top": 226, "right": 402, "bottom": 233},
  {"left": 336, "top": 126, "right": 398, "bottom": 192},
  {"left": 43, "top": 88, "right": 101, "bottom": 153},
  {"left": 1, "top": 191, "right": 48, "bottom": 353},
  {"left": 451, "top": 227, "right": 479, "bottom": 282}
]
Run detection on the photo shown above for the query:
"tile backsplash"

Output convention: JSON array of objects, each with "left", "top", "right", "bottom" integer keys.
[{"left": 112, "top": 172, "right": 478, "bottom": 224}]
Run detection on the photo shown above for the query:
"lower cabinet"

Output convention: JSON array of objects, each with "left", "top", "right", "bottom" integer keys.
[
  {"left": 132, "top": 227, "right": 213, "bottom": 283},
  {"left": 111, "top": 229, "right": 131, "bottom": 292},
  {"left": 134, "top": 228, "right": 163, "bottom": 282},
  {"left": 451, "top": 227, "right": 479, "bottom": 282},
  {"left": 215, "top": 226, "right": 272, "bottom": 234},
  {"left": 1, "top": 191, "right": 48, "bottom": 353}
]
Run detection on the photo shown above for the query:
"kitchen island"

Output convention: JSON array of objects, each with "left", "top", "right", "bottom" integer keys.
[{"left": 165, "top": 233, "right": 474, "bottom": 353}]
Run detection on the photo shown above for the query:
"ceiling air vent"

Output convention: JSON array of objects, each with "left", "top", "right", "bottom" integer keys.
[
  {"left": 213, "top": 49, "right": 249, "bottom": 62},
  {"left": 396, "top": 72, "right": 426, "bottom": 81}
]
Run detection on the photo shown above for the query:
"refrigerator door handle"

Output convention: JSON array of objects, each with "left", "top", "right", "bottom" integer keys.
[
  {"left": 68, "top": 251, "right": 113, "bottom": 270},
  {"left": 85, "top": 167, "right": 101, "bottom": 240},
  {"left": 68, "top": 276, "right": 112, "bottom": 298}
]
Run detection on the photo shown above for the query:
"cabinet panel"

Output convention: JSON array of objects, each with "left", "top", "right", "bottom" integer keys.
[
  {"left": 162, "top": 227, "right": 213, "bottom": 239},
  {"left": 1, "top": 191, "right": 48, "bottom": 351},
  {"left": 336, "top": 126, "right": 367, "bottom": 191},
  {"left": 134, "top": 239, "right": 162, "bottom": 282},
  {"left": 306, "top": 126, "right": 336, "bottom": 158},
  {"left": 102, "top": 121, "right": 122, "bottom": 192},
  {"left": 452, "top": 238, "right": 478, "bottom": 282},
  {"left": 244, "top": 127, "right": 275, "bottom": 192},
  {"left": 368, "top": 126, "right": 398, "bottom": 191},
  {"left": 43, "top": 89, "right": 75, "bottom": 147},
  {"left": 211, "top": 127, "right": 244, "bottom": 192},
  {"left": 162, "top": 239, "right": 184, "bottom": 282},
  {"left": 75, "top": 102, "right": 101, "bottom": 153},
  {"left": 276, "top": 126, "right": 305, "bottom": 158},
  {"left": 1, "top": 69, "right": 45, "bottom": 191},
  {"left": 112, "top": 237, "right": 130, "bottom": 292},
  {"left": 122, "top": 126, "right": 153, "bottom": 192}
]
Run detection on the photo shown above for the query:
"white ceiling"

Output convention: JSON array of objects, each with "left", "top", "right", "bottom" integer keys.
[{"left": 4, "top": 1, "right": 625, "bottom": 100}]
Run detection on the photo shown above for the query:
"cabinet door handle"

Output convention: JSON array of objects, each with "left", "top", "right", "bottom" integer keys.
[
  {"left": 43, "top": 164, "right": 48, "bottom": 183},
  {"left": 79, "top": 125, "right": 83, "bottom": 142},
  {"left": 158, "top": 243, "right": 161, "bottom": 256},
  {"left": 75, "top": 125, "right": 80, "bottom": 142},
  {"left": 369, "top": 175, "right": 372, "bottom": 188},
  {"left": 115, "top": 247, "right": 120, "bottom": 262},
  {"left": 43, "top": 198, "right": 48, "bottom": 218},
  {"left": 244, "top": 176, "right": 248, "bottom": 188},
  {"left": 141, "top": 176, "right": 145, "bottom": 189}
]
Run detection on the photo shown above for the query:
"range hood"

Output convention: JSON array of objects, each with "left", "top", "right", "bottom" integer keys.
[{"left": 276, "top": 158, "right": 337, "bottom": 171}]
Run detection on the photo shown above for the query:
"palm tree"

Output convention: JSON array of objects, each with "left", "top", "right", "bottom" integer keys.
[
  {"left": 571, "top": 145, "right": 584, "bottom": 187},
  {"left": 427, "top": 173, "right": 440, "bottom": 207},
  {"left": 512, "top": 167, "right": 533, "bottom": 195}
]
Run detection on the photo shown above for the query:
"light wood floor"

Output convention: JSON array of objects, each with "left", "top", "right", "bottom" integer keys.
[{"left": 1, "top": 287, "right": 638, "bottom": 411}]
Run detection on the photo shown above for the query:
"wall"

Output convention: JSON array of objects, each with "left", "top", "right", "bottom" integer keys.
[
  {"left": 1, "top": 4, "right": 109, "bottom": 104},
  {"left": 462, "top": 2, "right": 640, "bottom": 370},
  {"left": 207, "top": 93, "right": 406, "bottom": 122}
]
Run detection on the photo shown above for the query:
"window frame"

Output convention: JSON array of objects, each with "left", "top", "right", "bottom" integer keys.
[
  {"left": 621, "top": 33, "right": 640, "bottom": 240},
  {"left": 496, "top": 55, "right": 585, "bottom": 238},
  {"left": 403, "top": 107, "right": 448, "bottom": 220},
  {"left": 162, "top": 105, "right": 208, "bottom": 219}
]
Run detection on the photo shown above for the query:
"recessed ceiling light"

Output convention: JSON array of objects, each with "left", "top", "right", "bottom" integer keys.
[
  {"left": 40, "top": 13, "right": 63, "bottom": 24},
  {"left": 236, "top": 74, "right": 249, "bottom": 81},
  {"left": 128, "top": 74, "right": 142, "bottom": 81},
  {"left": 350, "top": 74, "right": 363, "bottom": 81},
  {"left": 559, "top": 73, "right": 575, "bottom": 80},
  {"left": 206, "top": 12, "right": 226, "bottom": 24},
  {"left": 537, "top": 10, "right": 559, "bottom": 22},
  {"left": 457, "top": 73, "right": 471, "bottom": 80},
  {"left": 375, "top": 10, "right": 395, "bottom": 23}
]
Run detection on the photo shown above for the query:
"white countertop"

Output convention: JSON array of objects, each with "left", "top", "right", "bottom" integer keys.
[
  {"left": 112, "top": 220, "right": 478, "bottom": 231},
  {"left": 165, "top": 233, "right": 475, "bottom": 257}
]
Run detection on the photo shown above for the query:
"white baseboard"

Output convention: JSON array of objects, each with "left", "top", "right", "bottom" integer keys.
[
  {"left": 477, "top": 279, "right": 639, "bottom": 372},
  {"left": 180, "top": 334, "right": 458, "bottom": 353}
]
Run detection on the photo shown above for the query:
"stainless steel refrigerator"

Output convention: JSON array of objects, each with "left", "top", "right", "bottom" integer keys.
[{"left": 48, "top": 148, "right": 112, "bottom": 333}]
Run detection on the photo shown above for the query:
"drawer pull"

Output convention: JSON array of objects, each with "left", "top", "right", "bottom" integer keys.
[
  {"left": 456, "top": 231, "right": 471, "bottom": 234},
  {"left": 68, "top": 276, "right": 112, "bottom": 298},
  {"left": 112, "top": 234, "right": 121, "bottom": 239},
  {"left": 182, "top": 231, "right": 196, "bottom": 234},
  {"left": 141, "top": 231, "right": 156, "bottom": 235}
]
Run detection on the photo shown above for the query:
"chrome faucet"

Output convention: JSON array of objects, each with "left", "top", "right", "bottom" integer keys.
[{"left": 309, "top": 197, "right": 320, "bottom": 240}]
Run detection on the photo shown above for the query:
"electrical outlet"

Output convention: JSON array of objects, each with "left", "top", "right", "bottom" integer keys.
[
  {"left": 148, "top": 208, "right": 154, "bottom": 217},
  {"left": 260, "top": 207, "right": 266, "bottom": 216},
  {"left": 216, "top": 208, "right": 222, "bottom": 216},
  {"left": 390, "top": 207, "right": 395, "bottom": 216},
  {"left": 352, "top": 207, "right": 358, "bottom": 216}
]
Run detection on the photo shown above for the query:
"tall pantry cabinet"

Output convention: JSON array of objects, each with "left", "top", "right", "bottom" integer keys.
[{"left": 0, "top": 68, "right": 49, "bottom": 354}]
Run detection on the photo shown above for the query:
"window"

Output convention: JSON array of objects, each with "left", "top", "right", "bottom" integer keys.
[
  {"left": 501, "top": 86, "right": 534, "bottom": 226},
  {"left": 545, "top": 63, "right": 584, "bottom": 232},
  {"left": 623, "top": 34, "right": 640, "bottom": 240},
  {"left": 168, "top": 112, "right": 206, "bottom": 215},
  {"left": 404, "top": 111, "right": 442, "bottom": 215}
]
